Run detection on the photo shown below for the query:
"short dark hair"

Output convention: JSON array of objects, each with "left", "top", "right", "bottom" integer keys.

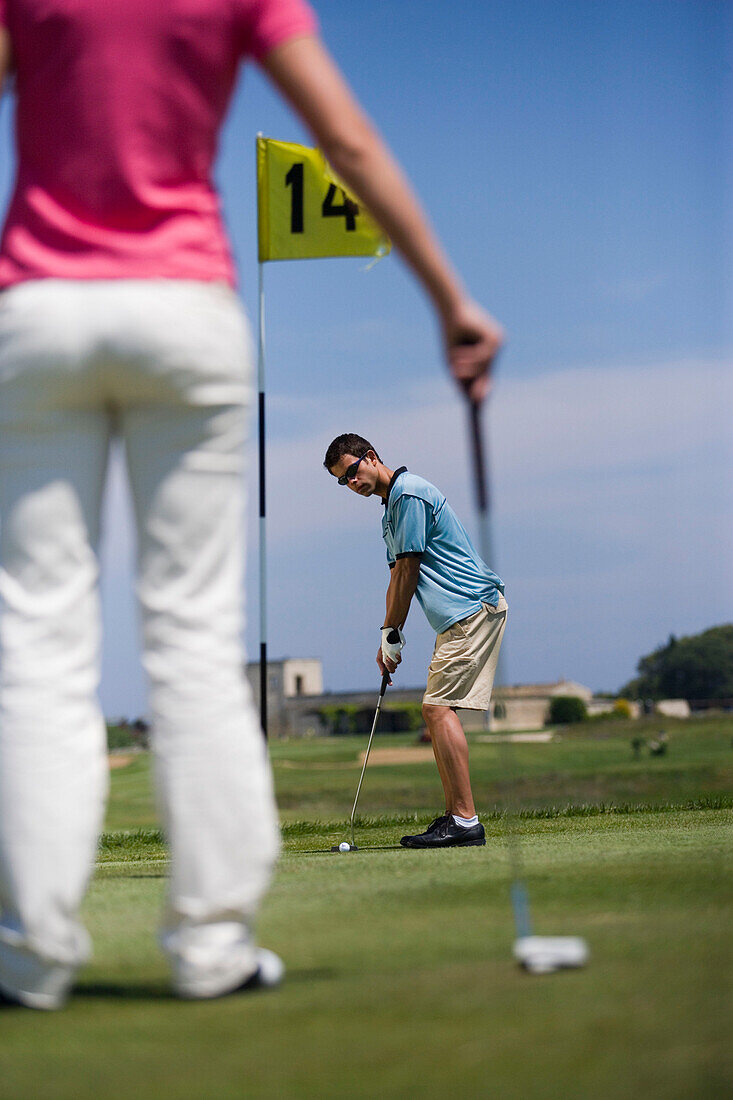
[{"left": 323, "top": 434, "right": 380, "bottom": 472}]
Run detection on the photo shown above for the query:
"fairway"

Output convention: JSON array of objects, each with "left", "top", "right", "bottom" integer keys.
[{"left": 1, "top": 718, "right": 731, "bottom": 1099}]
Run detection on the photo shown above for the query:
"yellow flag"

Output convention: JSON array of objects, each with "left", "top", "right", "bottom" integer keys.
[{"left": 257, "top": 136, "right": 390, "bottom": 263}]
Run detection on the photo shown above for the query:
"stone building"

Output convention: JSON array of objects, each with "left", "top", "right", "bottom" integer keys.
[
  {"left": 486, "top": 679, "right": 595, "bottom": 732},
  {"left": 245, "top": 658, "right": 323, "bottom": 738},
  {"left": 245, "top": 659, "right": 602, "bottom": 738}
]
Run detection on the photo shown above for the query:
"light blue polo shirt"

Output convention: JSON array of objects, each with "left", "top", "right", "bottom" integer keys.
[{"left": 381, "top": 468, "right": 504, "bottom": 635}]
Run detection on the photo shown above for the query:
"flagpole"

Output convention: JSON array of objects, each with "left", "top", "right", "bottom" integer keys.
[
  {"left": 257, "top": 258, "right": 268, "bottom": 739},
  {"left": 253, "top": 133, "right": 391, "bottom": 740}
]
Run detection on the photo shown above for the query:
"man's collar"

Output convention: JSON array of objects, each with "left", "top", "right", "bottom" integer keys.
[{"left": 383, "top": 466, "right": 407, "bottom": 505}]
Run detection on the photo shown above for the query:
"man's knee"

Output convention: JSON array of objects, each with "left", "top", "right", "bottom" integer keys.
[{"left": 422, "top": 701, "right": 450, "bottom": 725}]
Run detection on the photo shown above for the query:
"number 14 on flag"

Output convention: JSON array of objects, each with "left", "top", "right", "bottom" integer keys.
[{"left": 256, "top": 136, "right": 391, "bottom": 263}]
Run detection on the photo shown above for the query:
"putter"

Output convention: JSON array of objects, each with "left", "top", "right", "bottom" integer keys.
[
  {"left": 468, "top": 398, "right": 589, "bottom": 974},
  {"left": 331, "top": 667, "right": 391, "bottom": 852}
]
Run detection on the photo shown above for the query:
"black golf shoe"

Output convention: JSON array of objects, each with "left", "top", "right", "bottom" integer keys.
[
  {"left": 400, "top": 816, "right": 485, "bottom": 848},
  {"left": 398, "top": 812, "right": 448, "bottom": 847}
]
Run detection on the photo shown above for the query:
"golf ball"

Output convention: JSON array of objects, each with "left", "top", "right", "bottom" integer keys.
[{"left": 338, "top": 842, "right": 351, "bottom": 852}]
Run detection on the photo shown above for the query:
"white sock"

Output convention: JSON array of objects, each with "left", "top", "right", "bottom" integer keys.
[{"left": 452, "top": 814, "right": 479, "bottom": 828}]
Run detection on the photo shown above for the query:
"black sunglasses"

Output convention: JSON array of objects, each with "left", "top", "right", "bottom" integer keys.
[{"left": 338, "top": 453, "right": 369, "bottom": 486}]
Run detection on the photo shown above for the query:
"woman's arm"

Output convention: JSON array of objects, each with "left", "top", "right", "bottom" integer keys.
[
  {"left": 262, "top": 35, "right": 503, "bottom": 403},
  {"left": 0, "top": 27, "right": 12, "bottom": 96}
]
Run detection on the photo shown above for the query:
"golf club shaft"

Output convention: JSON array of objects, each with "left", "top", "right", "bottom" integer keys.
[
  {"left": 350, "top": 670, "right": 390, "bottom": 848},
  {"left": 468, "top": 399, "right": 533, "bottom": 940}
]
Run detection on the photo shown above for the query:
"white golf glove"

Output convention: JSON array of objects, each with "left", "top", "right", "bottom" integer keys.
[{"left": 381, "top": 627, "right": 405, "bottom": 664}]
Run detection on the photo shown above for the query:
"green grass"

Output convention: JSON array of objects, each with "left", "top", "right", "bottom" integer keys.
[
  {"left": 104, "top": 716, "right": 733, "bottom": 828},
  {"left": 1, "top": 716, "right": 731, "bottom": 1099}
]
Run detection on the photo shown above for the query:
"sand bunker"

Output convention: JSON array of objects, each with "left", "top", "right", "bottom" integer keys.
[
  {"left": 108, "top": 754, "right": 136, "bottom": 769},
  {"left": 359, "top": 746, "right": 436, "bottom": 766}
]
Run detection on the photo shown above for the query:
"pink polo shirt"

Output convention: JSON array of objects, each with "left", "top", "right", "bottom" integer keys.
[{"left": 0, "top": 0, "right": 316, "bottom": 288}]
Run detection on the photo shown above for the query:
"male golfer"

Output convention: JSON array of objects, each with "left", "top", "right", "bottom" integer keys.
[{"left": 325, "top": 435, "right": 507, "bottom": 848}]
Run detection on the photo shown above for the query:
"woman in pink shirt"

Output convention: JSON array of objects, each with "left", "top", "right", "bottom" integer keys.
[{"left": 0, "top": 0, "right": 502, "bottom": 1009}]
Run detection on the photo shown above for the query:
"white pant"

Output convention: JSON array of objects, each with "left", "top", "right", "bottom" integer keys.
[{"left": 0, "top": 279, "right": 279, "bottom": 1006}]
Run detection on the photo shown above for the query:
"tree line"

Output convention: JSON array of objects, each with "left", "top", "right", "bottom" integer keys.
[{"left": 620, "top": 624, "right": 733, "bottom": 703}]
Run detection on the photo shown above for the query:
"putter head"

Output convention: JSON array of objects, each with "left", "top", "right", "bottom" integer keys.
[
  {"left": 513, "top": 935, "right": 589, "bottom": 974},
  {"left": 330, "top": 844, "right": 358, "bottom": 852}
]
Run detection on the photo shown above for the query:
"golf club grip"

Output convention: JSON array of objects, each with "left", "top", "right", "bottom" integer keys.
[
  {"left": 469, "top": 400, "right": 489, "bottom": 514},
  {"left": 379, "top": 669, "right": 390, "bottom": 696}
]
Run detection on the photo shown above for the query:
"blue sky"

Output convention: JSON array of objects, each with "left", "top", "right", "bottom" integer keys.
[{"left": 1, "top": 1, "right": 730, "bottom": 715}]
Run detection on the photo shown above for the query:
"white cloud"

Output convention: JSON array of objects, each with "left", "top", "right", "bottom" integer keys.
[{"left": 257, "top": 355, "right": 732, "bottom": 538}]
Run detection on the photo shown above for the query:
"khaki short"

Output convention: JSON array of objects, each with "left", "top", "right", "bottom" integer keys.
[{"left": 423, "top": 595, "right": 508, "bottom": 710}]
